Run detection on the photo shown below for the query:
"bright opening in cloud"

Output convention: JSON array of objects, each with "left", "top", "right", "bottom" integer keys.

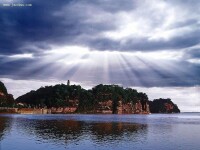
[{"left": 8, "top": 53, "right": 34, "bottom": 59}]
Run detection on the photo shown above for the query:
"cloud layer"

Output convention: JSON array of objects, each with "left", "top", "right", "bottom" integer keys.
[{"left": 0, "top": 0, "right": 200, "bottom": 106}]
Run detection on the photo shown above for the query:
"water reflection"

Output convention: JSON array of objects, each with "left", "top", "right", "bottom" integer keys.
[
  {"left": 15, "top": 119, "right": 84, "bottom": 145},
  {"left": 0, "top": 116, "right": 12, "bottom": 141},
  {"left": 14, "top": 118, "right": 147, "bottom": 146},
  {"left": 90, "top": 122, "right": 147, "bottom": 142},
  {"left": 1, "top": 114, "right": 200, "bottom": 150}
]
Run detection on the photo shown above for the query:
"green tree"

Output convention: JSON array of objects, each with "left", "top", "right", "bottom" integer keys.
[{"left": 0, "top": 81, "right": 7, "bottom": 94}]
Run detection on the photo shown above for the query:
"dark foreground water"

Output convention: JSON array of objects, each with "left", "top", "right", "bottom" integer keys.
[{"left": 0, "top": 113, "right": 200, "bottom": 150}]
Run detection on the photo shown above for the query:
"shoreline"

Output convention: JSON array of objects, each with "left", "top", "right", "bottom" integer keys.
[
  {"left": 0, "top": 107, "right": 151, "bottom": 115},
  {"left": 0, "top": 107, "right": 181, "bottom": 115}
]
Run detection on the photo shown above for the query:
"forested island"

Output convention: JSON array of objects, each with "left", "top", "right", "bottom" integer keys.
[{"left": 0, "top": 80, "right": 180, "bottom": 114}]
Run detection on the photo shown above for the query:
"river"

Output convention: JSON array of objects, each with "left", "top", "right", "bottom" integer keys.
[{"left": 0, "top": 113, "right": 200, "bottom": 150}]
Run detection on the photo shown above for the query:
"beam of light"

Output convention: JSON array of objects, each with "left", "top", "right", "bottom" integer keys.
[
  {"left": 16, "top": 46, "right": 89, "bottom": 79},
  {"left": 135, "top": 54, "right": 198, "bottom": 86},
  {"left": 9, "top": 45, "right": 197, "bottom": 87},
  {"left": 102, "top": 51, "right": 132, "bottom": 85},
  {"left": 102, "top": 51, "right": 109, "bottom": 83},
  {"left": 114, "top": 52, "right": 137, "bottom": 85},
  {"left": 135, "top": 51, "right": 198, "bottom": 85},
  {"left": 118, "top": 53, "right": 148, "bottom": 86},
  {"left": 136, "top": 57, "right": 178, "bottom": 86}
]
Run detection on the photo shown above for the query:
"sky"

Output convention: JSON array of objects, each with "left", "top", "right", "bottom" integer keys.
[{"left": 0, "top": 0, "right": 199, "bottom": 112}]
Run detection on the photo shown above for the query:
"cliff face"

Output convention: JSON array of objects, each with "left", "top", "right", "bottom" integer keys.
[
  {"left": 15, "top": 83, "right": 180, "bottom": 114},
  {"left": 94, "top": 98, "right": 180, "bottom": 114},
  {"left": 94, "top": 100, "right": 150, "bottom": 114},
  {"left": 45, "top": 99, "right": 79, "bottom": 114},
  {"left": 0, "top": 81, "right": 14, "bottom": 107},
  {"left": 149, "top": 98, "right": 180, "bottom": 113},
  {"left": 116, "top": 100, "right": 150, "bottom": 114},
  {"left": 95, "top": 100, "right": 113, "bottom": 114}
]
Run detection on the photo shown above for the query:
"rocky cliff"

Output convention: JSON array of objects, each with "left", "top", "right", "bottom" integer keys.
[
  {"left": 91, "top": 99, "right": 150, "bottom": 114},
  {"left": 15, "top": 83, "right": 180, "bottom": 114},
  {"left": 121, "top": 100, "right": 150, "bottom": 114}
]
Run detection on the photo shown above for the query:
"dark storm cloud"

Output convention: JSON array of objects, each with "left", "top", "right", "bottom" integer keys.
[
  {"left": 0, "top": 0, "right": 75, "bottom": 54},
  {"left": 88, "top": 30, "right": 200, "bottom": 51},
  {"left": 107, "top": 56, "right": 200, "bottom": 87},
  {"left": 0, "top": 0, "right": 118, "bottom": 55},
  {"left": 0, "top": 0, "right": 114, "bottom": 54},
  {"left": 184, "top": 48, "right": 200, "bottom": 59},
  {"left": 84, "top": 0, "right": 137, "bottom": 12},
  {"left": 0, "top": 59, "right": 33, "bottom": 79},
  {"left": 1, "top": 0, "right": 200, "bottom": 54}
]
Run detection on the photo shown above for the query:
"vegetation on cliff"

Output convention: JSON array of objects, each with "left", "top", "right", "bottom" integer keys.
[
  {"left": 0, "top": 81, "right": 14, "bottom": 107},
  {"left": 149, "top": 98, "right": 180, "bottom": 113},
  {"left": 16, "top": 84, "right": 149, "bottom": 111},
  {"left": 0, "top": 80, "right": 180, "bottom": 113},
  {"left": 0, "top": 81, "right": 8, "bottom": 95}
]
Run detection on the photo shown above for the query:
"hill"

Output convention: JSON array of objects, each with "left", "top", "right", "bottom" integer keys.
[
  {"left": 16, "top": 82, "right": 180, "bottom": 114},
  {"left": 0, "top": 81, "right": 15, "bottom": 107},
  {"left": 149, "top": 98, "right": 180, "bottom": 113},
  {"left": 0, "top": 81, "right": 8, "bottom": 95}
]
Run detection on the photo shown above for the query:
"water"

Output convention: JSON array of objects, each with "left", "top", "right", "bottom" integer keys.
[{"left": 0, "top": 113, "right": 200, "bottom": 150}]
